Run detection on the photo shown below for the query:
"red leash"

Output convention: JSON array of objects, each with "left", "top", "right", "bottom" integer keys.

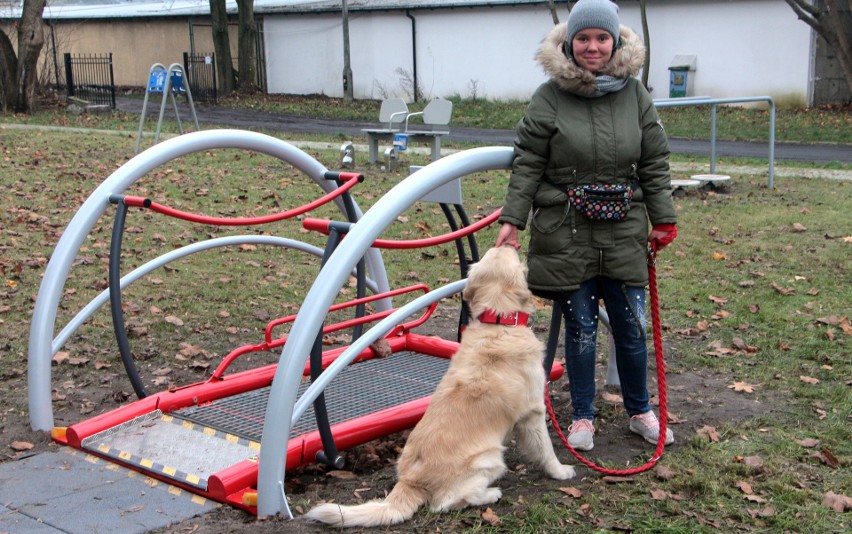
[{"left": 545, "top": 244, "right": 668, "bottom": 475}]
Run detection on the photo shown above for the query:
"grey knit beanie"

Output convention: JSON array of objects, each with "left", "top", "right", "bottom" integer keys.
[{"left": 566, "top": 0, "right": 621, "bottom": 44}]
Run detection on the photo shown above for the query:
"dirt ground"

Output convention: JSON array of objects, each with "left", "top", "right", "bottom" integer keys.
[{"left": 0, "top": 308, "right": 775, "bottom": 534}]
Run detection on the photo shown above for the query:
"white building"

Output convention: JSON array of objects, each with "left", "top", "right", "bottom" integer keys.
[{"left": 3, "top": 0, "right": 844, "bottom": 105}]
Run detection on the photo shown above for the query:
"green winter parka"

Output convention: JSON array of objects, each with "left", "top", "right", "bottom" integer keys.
[{"left": 499, "top": 23, "right": 677, "bottom": 297}]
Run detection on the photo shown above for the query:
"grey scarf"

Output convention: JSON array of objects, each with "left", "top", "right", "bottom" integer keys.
[{"left": 591, "top": 75, "right": 628, "bottom": 97}]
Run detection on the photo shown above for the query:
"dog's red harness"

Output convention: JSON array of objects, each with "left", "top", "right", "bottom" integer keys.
[{"left": 477, "top": 310, "right": 530, "bottom": 327}]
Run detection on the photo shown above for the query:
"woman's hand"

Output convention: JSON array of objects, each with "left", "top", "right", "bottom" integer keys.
[
  {"left": 649, "top": 224, "right": 678, "bottom": 250},
  {"left": 496, "top": 223, "right": 521, "bottom": 250}
]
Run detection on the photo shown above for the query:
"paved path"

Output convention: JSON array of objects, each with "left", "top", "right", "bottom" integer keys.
[
  {"left": 0, "top": 448, "right": 217, "bottom": 533},
  {"left": 115, "top": 96, "right": 852, "bottom": 165}
]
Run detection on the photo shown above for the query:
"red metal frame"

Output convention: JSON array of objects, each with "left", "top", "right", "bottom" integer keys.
[
  {"left": 301, "top": 207, "right": 501, "bottom": 249},
  {"left": 120, "top": 171, "right": 361, "bottom": 226},
  {"left": 55, "top": 331, "right": 563, "bottom": 514}
]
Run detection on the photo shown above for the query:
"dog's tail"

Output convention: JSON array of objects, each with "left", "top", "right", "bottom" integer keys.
[{"left": 304, "top": 480, "right": 427, "bottom": 528}]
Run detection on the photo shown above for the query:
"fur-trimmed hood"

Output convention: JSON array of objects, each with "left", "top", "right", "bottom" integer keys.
[{"left": 536, "top": 23, "right": 646, "bottom": 97}]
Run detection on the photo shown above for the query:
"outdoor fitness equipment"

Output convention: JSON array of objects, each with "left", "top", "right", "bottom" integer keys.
[
  {"left": 29, "top": 133, "right": 569, "bottom": 517},
  {"left": 29, "top": 129, "right": 390, "bottom": 432}
]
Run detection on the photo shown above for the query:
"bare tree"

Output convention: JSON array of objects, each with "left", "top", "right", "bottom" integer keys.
[
  {"left": 784, "top": 0, "right": 852, "bottom": 99},
  {"left": 209, "top": 0, "right": 235, "bottom": 95},
  {"left": 638, "top": 0, "right": 650, "bottom": 90},
  {"left": 236, "top": 0, "right": 257, "bottom": 91},
  {"left": 0, "top": 0, "right": 47, "bottom": 113},
  {"left": 546, "top": 0, "right": 562, "bottom": 24}
]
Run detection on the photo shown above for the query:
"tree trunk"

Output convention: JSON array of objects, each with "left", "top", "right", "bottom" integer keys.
[
  {"left": 823, "top": 0, "right": 852, "bottom": 97},
  {"left": 0, "top": 30, "right": 18, "bottom": 110},
  {"left": 546, "top": 0, "right": 561, "bottom": 25},
  {"left": 14, "top": 0, "right": 47, "bottom": 113},
  {"left": 640, "top": 0, "right": 651, "bottom": 90},
  {"left": 236, "top": 0, "right": 257, "bottom": 91},
  {"left": 785, "top": 0, "right": 852, "bottom": 102},
  {"left": 210, "top": 0, "right": 235, "bottom": 95}
]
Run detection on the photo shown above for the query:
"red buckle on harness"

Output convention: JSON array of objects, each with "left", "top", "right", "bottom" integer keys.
[{"left": 477, "top": 310, "right": 530, "bottom": 327}]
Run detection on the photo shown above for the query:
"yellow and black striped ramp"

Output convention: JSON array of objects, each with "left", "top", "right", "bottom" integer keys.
[{"left": 80, "top": 410, "right": 260, "bottom": 491}]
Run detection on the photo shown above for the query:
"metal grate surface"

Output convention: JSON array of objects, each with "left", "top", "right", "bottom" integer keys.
[{"left": 177, "top": 350, "right": 450, "bottom": 442}]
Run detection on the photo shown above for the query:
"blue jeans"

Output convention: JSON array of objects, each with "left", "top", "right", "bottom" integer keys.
[{"left": 557, "top": 276, "right": 651, "bottom": 421}]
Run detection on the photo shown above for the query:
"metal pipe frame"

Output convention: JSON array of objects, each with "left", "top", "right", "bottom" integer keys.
[
  {"left": 653, "top": 96, "right": 777, "bottom": 188},
  {"left": 29, "top": 129, "right": 390, "bottom": 432}
]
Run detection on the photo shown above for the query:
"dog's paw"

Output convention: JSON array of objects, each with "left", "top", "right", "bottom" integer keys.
[{"left": 548, "top": 464, "right": 576, "bottom": 480}]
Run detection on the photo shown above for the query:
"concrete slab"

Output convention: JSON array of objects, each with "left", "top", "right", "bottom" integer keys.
[{"left": 0, "top": 448, "right": 218, "bottom": 534}]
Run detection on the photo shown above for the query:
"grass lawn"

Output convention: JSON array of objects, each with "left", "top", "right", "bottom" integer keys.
[{"left": 0, "top": 99, "right": 849, "bottom": 532}]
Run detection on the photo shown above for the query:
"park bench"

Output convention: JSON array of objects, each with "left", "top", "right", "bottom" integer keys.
[{"left": 363, "top": 98, "right": 453, "bottom": 164}]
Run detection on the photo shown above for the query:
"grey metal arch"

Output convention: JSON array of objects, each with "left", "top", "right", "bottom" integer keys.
[
  {"left": 28, "top": 129, "right": 390, "bottom": 431},
  {"left": 256, "top": 146, "right": 515, "bottom": 517}
]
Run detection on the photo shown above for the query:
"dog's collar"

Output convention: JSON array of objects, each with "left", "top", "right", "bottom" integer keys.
[{"left": 477, "top": 310, "right": 530, "bottom": 327}]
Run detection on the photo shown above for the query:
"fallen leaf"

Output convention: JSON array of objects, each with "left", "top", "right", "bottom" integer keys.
[
  {"left": 601, "top": 391, "right": 623, "bottom": 403},
  {"left": 770, "top": 282, "right": 795, "bottom": 296},
  {"left": 654, "top": 465, "right": 675, "bottom": 480},
  {"left": 799, "top": 376, "right": 820, "bottom": 385},
  {"left": 164, "top": 315, "right": 184, "bottom": 326},
  {"left": 735, "top": 481, "right": 754, "bottom": 494},
  {"left": 560, "top": 486, "right": 583, "bottom": 498},
  {"left": 822, "top": 491, "right": 852, "bottom": 512},
  {"left": 747, "top": 505, "right": 776, "bottom": 518},
  {"left": 792, "top": 223, "right": 807, "bottom": 232},
  {"left": 602, "top": 476, "right": 635, "bottom": 484},
  {"left": 732, "top": 338, "right": 758, "bottom": 353},
  {"left": 697, "top": 425, "right": 720, "bottom": 442},
  {"left": 794, "top": 438, "right": 820, "bottom": 448},
  {"left": 728, "top": 381, "right": 756, "bottom": 393},
  {"left": 650, "top": 489, "right": 668, "bottom": 500},
  {"left": 481, "top": 507, "right": 501, "bottom": 526},
  {"left": 327, "top": 470, "right": 355, "bottom": 480},
  {"left": 708, "top": 295, "right": 728, "bottom": 306},
  {"left": 713, "top": 252, "right": 728, "bottom": 260},
  {"left": 741, "top": 456, "right": 764, "bottom": 471},
  {"left": 370, "top": 338, "right": 393, "bottom": 358},
  {"left": 10, "top": 441, "right": 34, "bottom": 451},
  {"left": 812, "top": 448, "right": 840, "bottom": 468},
  {"left": 744, "top": 494, "right": 767, "bottom": 504}
]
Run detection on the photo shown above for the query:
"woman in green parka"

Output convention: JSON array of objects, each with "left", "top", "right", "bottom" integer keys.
[{"left": 496, "top": 0, "right": 677, "bottom": 451}]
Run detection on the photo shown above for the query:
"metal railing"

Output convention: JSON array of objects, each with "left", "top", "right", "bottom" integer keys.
[
  {"left": 653, "top": 96, "right": 776, "bottom": 188},
  {"left": 183, "top": 52, "right": 217, "bottom": 104},
  {"left": 64, "top": 53, "right": 116, "bottom": 109}
]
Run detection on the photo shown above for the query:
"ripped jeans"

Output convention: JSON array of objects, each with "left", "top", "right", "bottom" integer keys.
[{"left": 556, "top": 276, "right": 651, "bottom": 421}]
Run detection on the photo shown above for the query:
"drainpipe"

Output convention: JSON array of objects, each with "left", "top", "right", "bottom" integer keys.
[{"left": 405, "top": 10, "right": 418, "bottom": 102}]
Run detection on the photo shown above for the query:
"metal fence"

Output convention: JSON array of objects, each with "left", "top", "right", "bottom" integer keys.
[
  {"left": 64, "top": 53, "right": 116, "bottom": 108},
  {"left": 183, "top": 52, "right": 217, "bottom": 104}
]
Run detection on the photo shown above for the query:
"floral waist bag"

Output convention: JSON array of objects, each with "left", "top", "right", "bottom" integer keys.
[{"left": 567, "top": 183, "right": 634, "bottom": 222}]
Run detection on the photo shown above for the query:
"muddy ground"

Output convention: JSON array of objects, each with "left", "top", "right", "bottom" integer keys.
[{"left": 1, "top": 309, "right": 772, "bottom": 534}]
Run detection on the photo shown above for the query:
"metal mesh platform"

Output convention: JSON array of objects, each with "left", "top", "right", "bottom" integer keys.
[{"left": 177, "top": 350, "right": 450, "bottom": 442}]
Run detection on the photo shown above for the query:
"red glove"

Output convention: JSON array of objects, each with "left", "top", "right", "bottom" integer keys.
[{"left": 649, "top": 224, "right": 678, "bottom": 250}]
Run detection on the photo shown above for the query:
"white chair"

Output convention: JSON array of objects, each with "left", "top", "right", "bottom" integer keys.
[
  {"left": 405, "top": 98, "right": 453, "bottom": 133},
  {"left": 378, "top": 98, "right": 409, "bottom": 130}
]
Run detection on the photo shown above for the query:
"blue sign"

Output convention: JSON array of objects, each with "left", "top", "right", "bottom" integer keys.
[
  {"left": 393, "top": 133, "right": 409, "bottom": 151},
  {"left": 170, "top": 70, "right": 186, "bottom": 94},
  {"left": 147, "top": 69, "right": 167, "bottom": 93}
]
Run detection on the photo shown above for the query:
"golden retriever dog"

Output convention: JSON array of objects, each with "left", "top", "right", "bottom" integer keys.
[{"left": 304, "top": 245, "right": 575, "bottom": 527}]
